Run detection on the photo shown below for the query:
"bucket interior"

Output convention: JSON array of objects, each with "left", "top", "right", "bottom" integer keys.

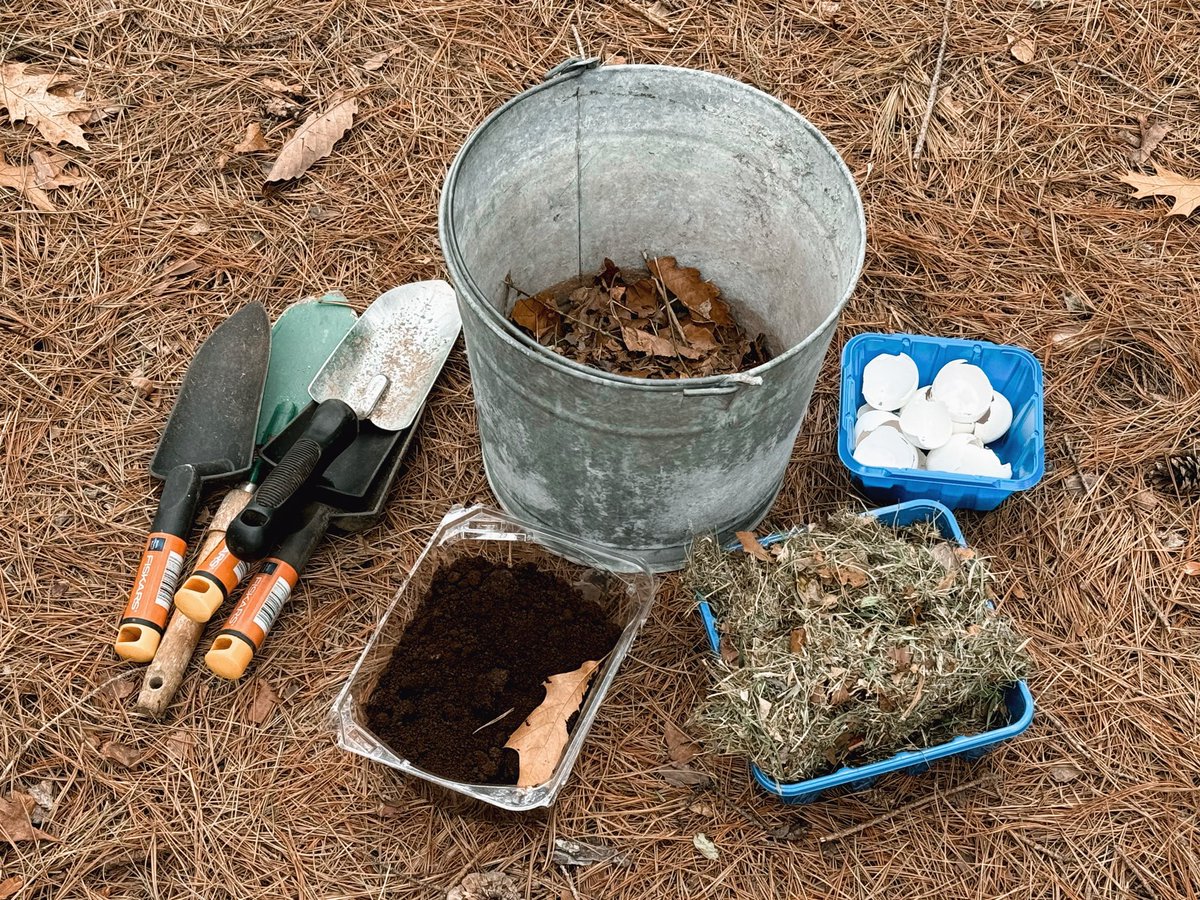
[{"left": 445, "top": 64, "right": 865, "bottom": 361}]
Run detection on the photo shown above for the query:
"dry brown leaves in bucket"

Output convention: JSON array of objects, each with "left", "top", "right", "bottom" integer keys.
[{"left": 507, "top": 257, "right": 771, "bottom": 378}]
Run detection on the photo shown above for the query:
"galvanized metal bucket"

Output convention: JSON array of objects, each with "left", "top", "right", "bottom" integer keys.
[{"left": 439, "top": 59, "right": 866, "bottom": 572}]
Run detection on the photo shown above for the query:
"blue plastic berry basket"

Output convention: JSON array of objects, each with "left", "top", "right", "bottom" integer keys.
[
  {"left": 696, "top": 499, "right": 1034, "bottom": 805},
  {"left": 838, "top": 333, "right": 1045, "bottom": 511}
]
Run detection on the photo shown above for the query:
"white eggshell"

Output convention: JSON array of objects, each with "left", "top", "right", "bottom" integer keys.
[
  {"left": 854, "top": 410, "right": 901, "bottom": 446},
  {"left": 862, "top": 353, "right": 919, "bottom": 411},
  {"left": 853, "top": 425, "right": 919, "bottom": 470},
  {"left": 974, "top": 392, "right": 1014, "bottom": 444},
  {"left": 932, "top": 360, "right": 993, "bottom": 423},
  {"left": 858, "top": 403, "right": 873, "bottom": 417},
  {"left": 955, "top": 445, "right": 1012, "bottom": 478},
  {"left": 899, "top": 396, "right": 953, "bottom": 450},
  {"left": 925, "top": 433, "right": 984, "bottom": 473},
  {"left": 952, "top": 420, "right": 976, "bottom": 434}
]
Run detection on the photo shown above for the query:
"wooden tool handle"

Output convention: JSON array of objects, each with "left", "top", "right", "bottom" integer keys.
[{"left": 135, "top": 484, "right": 254, "bottom": 717}]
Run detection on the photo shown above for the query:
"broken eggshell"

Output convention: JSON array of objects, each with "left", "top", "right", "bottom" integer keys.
[
  {"left": 925, "top": 432, "right": 984, "bottom": 472},
  {"left": 932, "top": 360, "right": 993, "bottom": 424},
  {"left": 974, "top": 392, "right": 1014, "bottom": 444},
  {"left": 899, "top": 395, "right": 953, "bottom": 450},
  {"left": 853, "top": 424, "right": 919, "bottom": 470},
  {"left": 861, "top": 353, "right": 919, "bottom": 411},
  {"left": 854, "top": 409, "right": 901, "bottom": 447}
]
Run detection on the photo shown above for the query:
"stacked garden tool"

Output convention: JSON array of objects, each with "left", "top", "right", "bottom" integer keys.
[{"left": 114, "top": 284, "right": 460, "bottom": 716}]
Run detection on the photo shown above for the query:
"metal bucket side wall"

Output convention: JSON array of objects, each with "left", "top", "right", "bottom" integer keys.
[{"left": 461, "top": 300, "right": 837, "bottom": 569}]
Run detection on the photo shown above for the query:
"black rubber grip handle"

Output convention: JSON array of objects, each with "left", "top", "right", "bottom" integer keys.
[{"left": 225, "top": 400, "right": 357, "bottom": 560}]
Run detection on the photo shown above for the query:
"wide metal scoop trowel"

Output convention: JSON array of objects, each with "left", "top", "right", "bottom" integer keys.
[
  {"left": 115, "top": 302, "right": 269, "bottom": 662},
  {"left": 226, "top": 280, "right": 460, "bottom": 560}
]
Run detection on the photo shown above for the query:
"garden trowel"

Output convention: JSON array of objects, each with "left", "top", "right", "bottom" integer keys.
[
  {"left": 226, "top": 280, "right": 459, "bottom": 561},
  {"left": 115, "top": 303, "right": 269, "bottom": 662}
]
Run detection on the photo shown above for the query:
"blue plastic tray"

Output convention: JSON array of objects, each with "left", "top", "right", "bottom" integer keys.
[
  {"left": 838, "top": 333, "right": 1045, "bottom": 511},
  {"left": 696, "top": 499, "right": 1035, "bottom": 804}
]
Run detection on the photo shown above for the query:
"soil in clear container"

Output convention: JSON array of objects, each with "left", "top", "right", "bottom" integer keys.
[{"left": 363, "top": 556, "right": 622, "bottom": 785}]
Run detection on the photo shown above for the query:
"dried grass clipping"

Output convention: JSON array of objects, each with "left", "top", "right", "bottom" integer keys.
[{"left": 686, "top": 513, "right": 1030, "bottom": 782}]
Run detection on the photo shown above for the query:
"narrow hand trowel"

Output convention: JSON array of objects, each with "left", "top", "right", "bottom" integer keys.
[
  {"left": 115, "top": 303, "right": 270, "bottom": 662},
  {"left": 226, "top": 280, "right": 460, "bottom": 561},
  {"left": 171, "top": 294, "right": 357, "bottom": 624}
]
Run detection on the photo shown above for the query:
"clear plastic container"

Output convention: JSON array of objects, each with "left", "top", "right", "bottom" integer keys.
[{"left": 331, "top": 504, "right": 657, "bottom": 811}]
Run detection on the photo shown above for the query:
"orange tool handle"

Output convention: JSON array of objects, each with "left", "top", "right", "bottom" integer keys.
[
  {"left": 134, "top": 484, "right": 255, "bottom": 716},
  {"left": 115, "top": 465, "right": 202, "bottom": 662}
]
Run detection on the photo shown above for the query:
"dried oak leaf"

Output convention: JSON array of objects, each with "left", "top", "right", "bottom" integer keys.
[
  {"left": 0, "top": 876, "right": 23, "bottom": 899},
  {"left": 0, "top": 153, "right": 56, "bottom": 211},
  {"left": 247, "top": 678, "right": 280, "bottom": 724},
  {"left": 446, "top": 871, "right": 521, "bottom": 900},
  {"left": 736, "top": 531, "right": 772, "bottom": 562},
  {"left": 233, "top": 122, "right": 270, "bottom": 153},
  {"left": 681, "top": 321, "right": 719, "bottom": 353},
  {"left": 718, "top": 634, "right": 739, "bottom": 666},
  {"left": 1119, "top": 165, "right": 1200, "bottom": 217},
  {"left": 1182, "top": 561, "right": 1200, "bottom": 577},
  {"left": 0, "top": 62, "right": 91, "bottom": 149},
  {"left": 504, "top": 660, "right": 598, "bottom": 787},
  {"left": 265, "top": 96, "right": 357, "bottom": 184},
  {"left": 647, "top": 256, "right": 734, "bottom": 325},
  {"left": 511, "top": 295, "right": 559, "bottom": 340},
  {"left": 1049, "top": 763, "right": 1083, "bottom": 783},
  {"left": 362, "top": 49, "right": 397, "bottom": 72},
  {"left": 99, "top": 740, "right": 147, "bottom": 768},
  {"left": 1128, "top": 114, "right": 1170, "bottom": 166},
  {"left": 623, "top": 279, "right": 660, "bottom": 316},
  {"left": 0, "top": 792, "right": 53, "bottom": 842},
  {"left": 622, "top": 325, "right": 676, "bottom": 357},
  {"left": 693, "top": 832, "right": 719, "bottom": 861},
  {"left": 1007, "top": 35, "right": 1036, "bottom": 64},
  {"left": 664, "top": 720, "right": 702, "bottom": 765}
]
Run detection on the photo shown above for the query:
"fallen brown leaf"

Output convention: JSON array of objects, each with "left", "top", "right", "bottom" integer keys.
[
  {"left": 98, "top": 672, "right": 139, "bottom": 703},
  {"left": 660, "top": 766, "right": 712, "bottom": 787},
  {"left": 0, "top": 876, "right": 23, "bottom": 899},
  {"left": 1008, "top": 35, "right": 1036, "bottom": 64},
  {"left": 265, "top": 96, "right": 357, "bottom": 184},
  {"left": 30, "top": 150, "right": 86, "bottom": 189},
  {"left": 1049, "top": 763, "right": 1083, "bottom": 783},
  {"left": 789, "top": 627, "right": 807, "bottom": 653},
  {"left": 511, "top": 295, "right": 559, "bottom": 341},
  {"left": 623, "top": 279, "right": 660, "bottom": 316},
  {"left": 664, "top": 720, "right": 702, "bottom": 765},
  {"left": 1182, "top": 561, "right": 1200, "bottom": 577},
  {"left": 505, "top": 661, "right": 599, "bottom": 787},
  {"left": 362, "top": 49, "right": 396, "bottom": 72},
  {"left": 261, "top": 77, "right": 303, "bottom": 95},
  {"left": 0, "top": 792, "right": 52, "bottom": 842},
  {"left": 736, "top": 531, "right": 772, "bottom": 562},
  {"left": 0, "top": 153, "right": 56, "bottom": 211},
  {"left": 622, "top": 325, "right": 676, "bottom": 357},
  {"left": 247, "top": 678, "right": 280, "bottom": 724},
  {"left": 1120, "top": 164, "right": 1200, "bottom": 217},
  {"left": 232, "top": 122, "right": 270, "bottom": 153},
  {"left": 647, "top": 256, "right": 734, "bottom": 324},
  {"left": 0, "top": 62, "right": 91, "bottom": 148},
  {"left": 835, "top": 566, "right": 868, "bottom": 588},
  {"left": 165, "top": 729, "right": 196, "bottom": 762},
  {"left": 718, "top": 634, "right": 739, "bottom": 666},
  {"left": 129, "top": 368, "right": 153, "bottom": 397},
  {"left": 447, "top": 872, "right": 520, "bottom": 900},
  {"left": 1128, "top": 114, "right": 1170, "bottom": 166},
  {"left": 99, "top": 740, "right": 146, "bottom": 768}
]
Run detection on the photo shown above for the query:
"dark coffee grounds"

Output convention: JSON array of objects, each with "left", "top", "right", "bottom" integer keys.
[{"left": 364, "top": 556, "right": 622, "bottom": 785}]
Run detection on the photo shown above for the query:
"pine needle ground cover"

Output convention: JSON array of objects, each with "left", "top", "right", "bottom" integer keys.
[{"left": 688, "top": 514, "right": 1029, "bottom": 782}]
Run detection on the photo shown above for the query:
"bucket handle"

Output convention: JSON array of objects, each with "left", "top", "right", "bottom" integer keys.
[
  {"left": 681, "top": 374, "right": 765, "bottom": 396},
  {"left": 543, "top": 57, "right": 601, "bottom": 82}
]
